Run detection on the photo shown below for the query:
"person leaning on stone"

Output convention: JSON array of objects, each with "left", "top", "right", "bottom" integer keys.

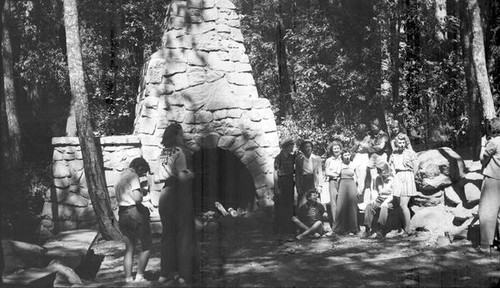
[
  {"left": 362, "top": 164, "right": 395, "bottom": 239},
  {"left": 115, "top": 157, "right": 154, "bottom": 283},
  {"left": 273, "top": 138, "right": 297, "bottom": 235},
  {"left": 295, "top": 140, "right": 323, "bottom": 208},
  {"left": 292, "top": 189, "right": 328, "bottom": 240},
  {"left": 478, "top": 117, "right": 500, "bottom": 254}
]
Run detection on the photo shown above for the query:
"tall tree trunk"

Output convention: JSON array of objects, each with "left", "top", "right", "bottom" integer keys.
[
  {"left": 108, "top": 0, "right": 122, "bottom": 99},
  {"left": 276, "top": 18, "right": 294, "bottom": 122},
  {"left": 461, "top": 0, "right": 494, "bottom": 160},
  {"left": 434, "top": 0, "right": 447, "bottom": 42},
  {"left": 2, "top": 0, "right": 22, "bottom": 170},
  {"left": 466, "top": 0, "right": 496, "bottom": 120},
  {"left": 63, "top": 0, "right": 121, "bottom": 240},
  {"left": 375, "top": 0, "right": 392, "bottom": 131}
]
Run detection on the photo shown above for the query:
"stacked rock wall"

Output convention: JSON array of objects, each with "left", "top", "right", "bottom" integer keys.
[
  {"left": 42, "top": 136, "right": 143, "bottom": 238},
  {"left": 133, "top": 0, "right": 280, "bottom": 205}
]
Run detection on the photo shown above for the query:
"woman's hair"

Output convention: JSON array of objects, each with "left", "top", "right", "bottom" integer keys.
[
  {"left": 340, "top": 149, "right": 352, "bottom": 161},
  {"left": 129, "top": 157, "right": 150, "bottom": 174},
  {"left": 489, "top": 117, "right": 500, "bottom": 137},
  {"left": 395, "top": 134, "right": 408, "bottom": 149},
  {"left": 305, "top": 189, "right": 319, "bottom": 200},
  {"left": 355, "top": 123, "right": 368, "bottom": 137},
  {"left": 161, "top": 123, "right": 183, "bottom": 147},
  {"left": 300, "top": 140, "right": 313, "bottom": 152},
  {"left": 327, "top": 140, "right": 343, "bottom": 157}
]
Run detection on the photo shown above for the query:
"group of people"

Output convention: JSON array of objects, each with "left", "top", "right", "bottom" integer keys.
[
  {"left": 274, "top": 118, "right": 419, "bottom": 241},
  {"left": 115, "top": 123, "right": 197, "bottom": 285}
]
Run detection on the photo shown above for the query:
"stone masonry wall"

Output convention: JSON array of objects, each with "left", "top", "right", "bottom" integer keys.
[
  {"left": 133, "top": 0, "right": 280, "bottom": 206},
  {"left": 42, "top": 136, "right": 143, "bottom": 238}
]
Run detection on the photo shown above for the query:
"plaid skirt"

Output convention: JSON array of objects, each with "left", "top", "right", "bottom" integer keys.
[{"left": 393, "top": 170, "right": 417, "bottom": 197}]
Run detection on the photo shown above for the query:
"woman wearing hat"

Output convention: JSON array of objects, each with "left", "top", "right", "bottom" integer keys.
[{"left": 478, "top": 117, "right": 500, "bottom": 253}]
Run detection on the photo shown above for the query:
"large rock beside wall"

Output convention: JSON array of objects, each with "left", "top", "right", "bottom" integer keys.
[
  {"left": 133, "top": 0, "right": 280, "bottom": 206},
  {"left": 42, "top": 136, "right": 143, "bottom": 238}
]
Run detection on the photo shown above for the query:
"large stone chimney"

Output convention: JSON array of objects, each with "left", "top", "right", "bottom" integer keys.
[{"left": 133, "top": 0, "right": 280, "bottom": 208}]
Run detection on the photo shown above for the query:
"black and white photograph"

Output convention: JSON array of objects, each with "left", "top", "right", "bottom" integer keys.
[{"left": 1, "top": 0, "right": 500, "bottom": 287}]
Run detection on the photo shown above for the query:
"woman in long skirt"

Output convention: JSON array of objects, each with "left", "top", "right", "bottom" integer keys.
[
  {"left": 389, "top": 134, "right": 418, "bottom": 236},
  {"left": 155, "top": 123, "right": 197, "bottom": 285},
  {"left": 333, "top": 150, "right": 359, "bottom": 234}
]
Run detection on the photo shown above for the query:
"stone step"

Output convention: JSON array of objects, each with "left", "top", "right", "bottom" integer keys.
[
  {"left": 43, "top": 229, "right": 99, "bottom": 270},
  {"left": 2, "top": 267, "right": 56, "bottom": 287}
]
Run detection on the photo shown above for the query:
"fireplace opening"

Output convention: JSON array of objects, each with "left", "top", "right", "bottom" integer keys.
[{"left": 192, "top": 148, "right": 256, "bottom": 215}]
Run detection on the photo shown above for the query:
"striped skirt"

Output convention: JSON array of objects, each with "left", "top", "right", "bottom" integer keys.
[{"left": 393, "top": 170, "right": 417, "bottom": 197}]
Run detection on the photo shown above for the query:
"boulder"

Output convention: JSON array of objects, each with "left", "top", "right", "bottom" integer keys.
[
  {"left": 415, "top": 147, "right": 467, "bottom": 191},
  {"left": 412, "top": 190, "right": 444, "bottom": 208},
  {"left": 410, "top": 206, "right": 454, "bottom": 233},
  {"left": 464, "top": 181, "right": 481, "bottom": 206}
]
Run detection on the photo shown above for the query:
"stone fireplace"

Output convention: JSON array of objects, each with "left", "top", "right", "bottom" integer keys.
[
  {"left": 42, "top": 0, "right": 279, "bottom": 236},
  {"left": 133, "top": 0, "right": 280, "bottom": 209}
]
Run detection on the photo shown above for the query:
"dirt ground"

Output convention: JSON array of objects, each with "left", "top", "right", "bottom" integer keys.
[{"left": 76, "top": 212, "right": 500, "bottom": 288}]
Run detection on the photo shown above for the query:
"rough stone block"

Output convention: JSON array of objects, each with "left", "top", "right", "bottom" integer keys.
[
  {"left": 227, "top": 72, "right": 255, "bottom": 86},
  {"left": 204, "top": 0, "right": 215, "bottom": 8},
  {"left": 170, "top": 0, "right": 188, "bottom": 16},
  {"left": 241, "top": 151, "right": 258, "bottom": 166},
  {"left": 70, "top": 170, "right": 84, "bottom": 186},
  {"left": 228, "top": 19, "right": 240, "bottom": 28},
  {"left": 217, "top": 23, "right": 231, "bottom": 33},
  {"left": 75, "top": 150, "right": 83, "bottom": 160},
  {"left": 54, "top": 177, "right": 71, "bottom": 189},
  {"left": 207, "top": 53, "right": 235, "bottom": 72},
  {"left": 229, "top": 136, "right": 247, "bottom": 152},
  {"left": 187, "top": 0, "right": 204, "bottom": 8},
  {"left": 168, "top": 15, "right": 185, "bottom": 29},
  {"left": 217, "top": 51, "right": 230, "bottom": 61},
  {"left": 261, "top": 118, "right": 277, "bottom": 133},
  {"left": 187, "top": 50, "right": 208, "bottom": 66},
  {"left": 227, "top": 108, "right": 243, "bottom": 119},
  {"left": 135, "top": 117, "right": 157, "bottom": 135},
  {"left": 171, "top": 73, "right": 190, "bottom": 91},
  {"left": 53, "top": 162, "right": 71, "bottom": 178},
  {"left": 213, "top": 109, "right": 228, "bottom": 120},
  {"left": 232, "top": 28, "right": 244, "bottom": 42},
  {"left": 248, "top": 109, "right": 262, "bottom": 122},
  {"left": 53, "top": 150, "right": 64, "bottom": 161},
  {"left": 68, "top": 160, "right": 84, "bottom": 172},
  {"left": 63, "top": 152, "right": 76, "bottom": 161},
  {"left": 165, "top": 92, "right": 185, "bottom": 107},
  {"left": 165, "top": 30, "right": 188, "bottom": 49},
  {"left": 52, "top": 137, "right": 80, "bottom": 146},
  {"left": 187, "top": 8, "right": 203, "bottom": 23},
  {"left": 464, "top": 182, "right": 481, "bottom": 204},
  {"left": 259, "top": 108, "right": 274, "bottom": 119},
  {"left": 240, "top": 54, "right": 250, "bottom": 64},
  {"left": 188, "top": 69, "right": 207, "bottom": 87},
  {"left": 217, "top": 0, "right": 236, "bottom": 9},
  {"left": 165, "top": 58, "right": 188, "bottom": 76},
  {"left": 218, "top": 136, "right": 235, "bottom": 149},
  {"left": 195, "top": 32, "right": 220, "bottom": 51},
  {"left": 444, "top": 186, "right": 462, "bottom": 206},
  {"left": 64, "top": 192, "right": 89, "bottom": 207}
]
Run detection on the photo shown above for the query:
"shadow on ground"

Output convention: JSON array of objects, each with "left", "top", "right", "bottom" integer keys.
[{"left": 82, "top": 212, "right": 500, "bottom": 287}]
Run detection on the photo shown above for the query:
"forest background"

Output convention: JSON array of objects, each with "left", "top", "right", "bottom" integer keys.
[{"left": 1, "top": 0, "right": 499, "bottom": 242}]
